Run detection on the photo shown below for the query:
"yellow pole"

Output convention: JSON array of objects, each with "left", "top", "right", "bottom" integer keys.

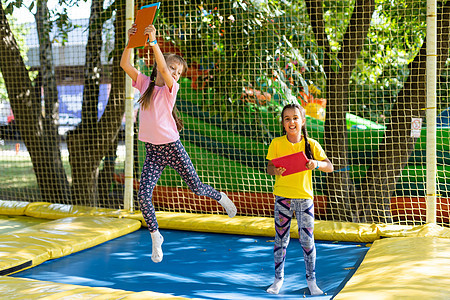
[
  {"left": 124, "top": 0, "right": 135, "bottom": 212},
  {"left": 426, "top": 0, "right": 437, "bottom": 223}
]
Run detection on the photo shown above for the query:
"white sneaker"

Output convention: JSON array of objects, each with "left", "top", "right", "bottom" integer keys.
[
  {"left": 219, "top": 192, "right": 237, "bottom": 218},
  {"left": 151, "top": 231, "right": 164, "bottom": 263}
]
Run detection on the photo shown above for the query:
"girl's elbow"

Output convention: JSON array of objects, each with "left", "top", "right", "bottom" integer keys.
[
  {"left": 327, "top": 163, "right": 334, "bottom": 173},
  {"left": 266, "top": 163, "right": 274, "bottom": 175}
]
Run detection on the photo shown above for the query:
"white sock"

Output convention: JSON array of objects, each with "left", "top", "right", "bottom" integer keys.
[
  {"left": 307, "top": 279, "right": 323, "bottom": 295},
  {"left": 150, "top": 230, "right": 164, "bottom": 263},
  {"left": 218, "top": 192, "right": 237, "bottom": 218},
  {"left": 266, "top": 277, "right": 284, "bottom": 294}
]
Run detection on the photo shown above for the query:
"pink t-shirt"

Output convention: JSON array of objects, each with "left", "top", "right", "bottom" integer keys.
[{"left": 132, "top": 72, "right": 180, "bottom": 144}]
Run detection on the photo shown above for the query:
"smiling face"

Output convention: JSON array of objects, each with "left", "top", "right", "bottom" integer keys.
[{"left": 282, "top": 107, "right": 305, "bottom": 142}]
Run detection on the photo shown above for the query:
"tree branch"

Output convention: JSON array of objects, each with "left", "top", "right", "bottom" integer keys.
[
  {"left": 339, "top": 0, "right": 375, "bottom": 80},
  {"left": 305, "top": 0, "right": 331, "bottom": 72}
]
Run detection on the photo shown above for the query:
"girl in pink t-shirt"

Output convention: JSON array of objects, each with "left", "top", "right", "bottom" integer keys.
[{"left": 120, "top": 24, "right": 236, "bottom": 263}]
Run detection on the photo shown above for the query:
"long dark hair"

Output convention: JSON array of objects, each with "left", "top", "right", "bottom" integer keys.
[
  {"left": 138, "top": 53, "right": 188, "bottom": 131},
  {"left": 281, "top": 103, "right": 314, "bottom": 159}
]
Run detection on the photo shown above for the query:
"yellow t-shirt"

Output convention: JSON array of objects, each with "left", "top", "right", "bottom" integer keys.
[{"left": 266, "top": 135, "right": 327, "bottom": 199}]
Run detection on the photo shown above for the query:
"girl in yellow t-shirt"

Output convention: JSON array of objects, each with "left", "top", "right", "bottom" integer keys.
[{"left": 266, "top": 103, "right": 333, "bottom": 296}]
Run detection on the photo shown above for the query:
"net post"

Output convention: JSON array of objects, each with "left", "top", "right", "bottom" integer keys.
[
  {"left": 124, "top": 0, "right": 135, "bottom": 212},
  {"left": 426, "top": 0, "right": 437, "bottom": 224}
]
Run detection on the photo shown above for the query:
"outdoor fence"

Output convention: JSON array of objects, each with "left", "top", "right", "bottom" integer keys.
[{"left": 0, "top": 0, "right": 448, "bottom": 227}]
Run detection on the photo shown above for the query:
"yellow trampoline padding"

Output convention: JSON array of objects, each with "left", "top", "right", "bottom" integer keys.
[
  {"left": 0, "top": 276, "right": 190, "bottom": 300},
  {"left": 156, "top": 212, "right": 276, "bottom": 237},
  {"left": 0, "top": 200, "right": 30, "bottom": 216},
  {"left": 378, "top": 222, "right": 450, "bottom": 239},
  {"left": 24, "top": 202, "right": 145, "bottom": 223},
  {"left": 156, "top": 212, "right": 450, "bottom": 242},
  {"left": 3, "top": 200, "right": 450, "bottom": 243},
  {"left": 155, "top": 212, "right": 382, "bottom": 242},
  {"left": 334, "top": 236, "right": 450, "bottom": 300},
  {"left": 0, "top": 216, "right": 141, "bottom": 275},
  {"left": 0, "top": 215, "right": 50, "bottom": 234}
]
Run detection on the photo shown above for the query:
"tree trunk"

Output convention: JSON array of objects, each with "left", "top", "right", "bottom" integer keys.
[
  {"left": 99, "top": 0, "right": 128, "bottom": 208},
  {"left": 67, "top": 0, "right": 127, "bottom": 207},
  {"left": 0, "top": 2, "right": 69, "bottom": 203},
  {"left": 306, "top": 0, "right": 376, "bottom": 222},
  {"left": 104, "top": 0, "right": 128, "bottom": 207},
  {"left": 98, "top": 0, "right": 130, "bottom": 208},
  {"left": 35, "top": 0, "right": 70, "bottom": 203},
  {"left": 98, "top": 135, "right": 119, "bottom": 206},
  {"left": 67, "top": 0, "right": 104, "bottom": 206},
  {"left": 358, "top": 2, "right": 450, "bottom": 223}
]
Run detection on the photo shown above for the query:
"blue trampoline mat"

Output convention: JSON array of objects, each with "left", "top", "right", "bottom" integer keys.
[{"left": 13, "top": 228, "right": 369, "bottom": 299}]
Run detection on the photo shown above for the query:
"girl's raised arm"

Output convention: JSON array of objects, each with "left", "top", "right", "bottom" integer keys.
[
  {"left": 145, "top": 25, "right": 174, "bottom": 89},
  {"left": 120, "top": 25, "right": 139, "bottom": 82}
]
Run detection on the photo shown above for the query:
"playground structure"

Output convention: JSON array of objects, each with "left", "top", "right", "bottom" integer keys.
[
  {"left": 0, "top": 200, "right": 448, "bottom": 299},
  {"left": 117, "top": 29, "right": 450, "bottom": 225},
  {"left": 122, "top": 75, "right": 449, "bottom": 224}
]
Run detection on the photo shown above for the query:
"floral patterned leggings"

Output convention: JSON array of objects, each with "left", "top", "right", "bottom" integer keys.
[
  {"left": 138, "top": 140, "right": 221, "bottom": 232},
  {"left": 272, "top": 196, "right": 317, "bottom": 281}
]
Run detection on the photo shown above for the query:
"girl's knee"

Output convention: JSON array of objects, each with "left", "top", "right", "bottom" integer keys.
[
  {"left": 299, "top": 237, "right": 315, "bottom": 249},
  {"left": 188, "top": 183, "right": 204, "bottom": 195}
]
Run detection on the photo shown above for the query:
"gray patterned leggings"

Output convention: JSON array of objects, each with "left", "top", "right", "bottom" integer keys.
[
  {"left": 272, "top": 196, "right": 317, "bottom": 281},
  {"left": 138, "top": 140, "right": 221, "bottom": 232}
]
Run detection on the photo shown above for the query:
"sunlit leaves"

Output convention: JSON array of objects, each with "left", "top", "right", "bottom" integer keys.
[{"left": 349, "top": 0, "right": 427, "bottom": 123}]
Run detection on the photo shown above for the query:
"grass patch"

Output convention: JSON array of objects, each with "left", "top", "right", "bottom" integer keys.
[
  {"left": 0, "top": 146, "right": 73, "bottom": 200},
  {"left": 0, "top": 153, "right": 40, "bottom": 200}
]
